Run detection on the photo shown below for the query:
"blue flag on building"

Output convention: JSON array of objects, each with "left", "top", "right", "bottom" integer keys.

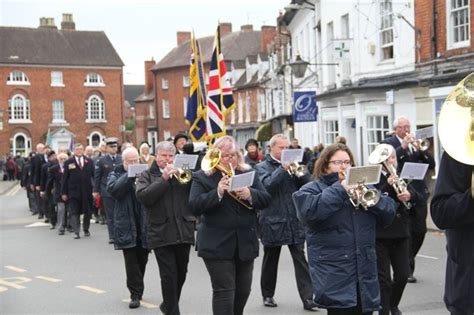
[
  {"left": 293, "top": 91, "right": 317, "bottom": 122},
  {"left": 185, "top": 32, "right": 208, "bottom": 142}
]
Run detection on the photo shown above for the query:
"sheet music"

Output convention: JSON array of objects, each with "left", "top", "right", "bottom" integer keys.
[
  {"left": 128, "top": 164, "right": 148, "bottom": 177},
  {"left": 415, "top": 126, "right": 434, "bottom": 140},
  {"left": 346, "top": 165, "right": 382, "bottom": 185},
  {"left": 174, "top": 154, "right": 199, "bottom": 169},
  {"left": 281, "top": 149, "right": 304, "bottom": 164},
  {"left": 229, "top": 171, "right": 255, "bottom": 192},
  {"left": 400, "top": 162, "right": 429, "bottom": 180}
]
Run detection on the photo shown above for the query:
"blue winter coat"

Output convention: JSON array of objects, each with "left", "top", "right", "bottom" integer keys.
[
  {"left": 292, "top": 172, "right": 396, "bottom": 312},
  {"left": 107, "top": 165, "right": 148, "bottom": 250},
  {"left": 255, "top": 154, "right": 310, "bottom": 246}
]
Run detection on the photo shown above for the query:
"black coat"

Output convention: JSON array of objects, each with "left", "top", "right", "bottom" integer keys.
[
  {"left": 46, "top": 163, "right": 64, "bottom": 203},
  {"left": 381, "top": 136, "right": 435, "bottom": 205},
  {"left": 21, "top": 159, "right": 34, "bottom": 190},
  {"left": 61, "top": 156, "right": 94, "bottom": 215},
  {"left": 189, "top": 169, "right": 271, "bottom": 261},
  {"left": 31, "top": 154, "right": 47, "bottom": 187},
  {"left": 375, "top": 172, "right": 421, "bottom": 239},
  {"left": 107, "top": 165, "right": 148, "bottom": 250},
  {"left": 94, "top": 154, "right": 121, "bottom": 197},
  {"left": 136, "top": 161, "right": 195, "bottom": 249},
  {"left": 255, "top": 154, "right": 310, "bottom": 246},
  {"left": 431, "top": 152, "right": 474, "bottom": 314}
]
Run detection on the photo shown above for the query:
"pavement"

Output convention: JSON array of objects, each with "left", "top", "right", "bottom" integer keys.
[{"left": 0, "top": 180, "right": 20, "bottom": 195}]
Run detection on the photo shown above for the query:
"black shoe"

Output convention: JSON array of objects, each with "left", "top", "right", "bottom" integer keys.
[
  {"left": 407, "top": 274, "right": 417, "bottom": 283},
  {"left": 84, "top": 231, "right": 90, "bottom": 237},
  {"left": 129, "top": 298, "right": 140, "bottom": 309},
  {"left": 32, "top": 211, "right": 38, "bottom": 216},
  {"left": 159, "top": 302, "right": 166, "bottom": 314},
  {"left": 74, "top": 233, "right": 80, "bottom": 239},
  {"left": 44, "top": 219, "right": 50, "bottom": 223},
  {"left": 390, "top": 306, "right": 403, "bottom": 315},
  {"left": 303, "top": 299, "right": 318, "bottom": 311},
  {"left": 263, "top": 297, "right": 277, "bottom": 307},
  {"left": 67, "top": 227, "right": 74, "bottom": 233},
  {"left": 38, "top": 215, "right": 44, "bottom": 219},
  {"left": 108, "top": 239, "right": 114, "bottom": 244},
  {"left": 58, "top": 231, "right": 65, "bottom": 235}
]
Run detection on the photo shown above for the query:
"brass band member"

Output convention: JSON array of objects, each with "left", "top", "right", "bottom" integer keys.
[
  {"left": 293, "top": 143, "right": 396, "bottom": 315},
  {"left": 189, "top": 136, "right": 271, "bottom": 315}
]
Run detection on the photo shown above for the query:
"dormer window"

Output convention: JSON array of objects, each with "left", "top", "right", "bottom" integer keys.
[
  {"left": 7, "top": 71, "right": 30, "bottom": 85},
  {"left": 84, "top": 73, "right": 105, "bottom": 86}
]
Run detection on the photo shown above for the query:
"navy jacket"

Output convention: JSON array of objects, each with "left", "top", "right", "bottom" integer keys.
[
  {"left": 107, "top": 165, "right": 148, "bottom": 250},
  {"left": 255, "top": 154, "right": 310, "bottom": 246},
  {"left": 94, "top": 154, "right": 121, "bottom": 197},
  {"left": 293, "top": 173, "right": 396, "bottom": 312},
  {"left": 431, "top": 153, "right": 474, "bottom": 314},
  {"left": 189, "top": 169, "right": 271, "bottom": 261}
]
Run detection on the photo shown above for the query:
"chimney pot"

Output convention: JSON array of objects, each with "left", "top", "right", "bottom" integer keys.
[
  {"left": 39, "top": 17, "right": 57, "bottom": 29},
  {"left": 144, "top": 59, "right": 156, "bottom": 94},
  {"left": 61, "top": 13, "right": 76, "bottom": 31}
]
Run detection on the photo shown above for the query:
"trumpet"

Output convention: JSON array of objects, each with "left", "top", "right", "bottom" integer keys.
[
  {"left": 340, "top": 170, "right": 380, "bottom": 210},
  {"left": 410, "top": 137, "right": 430, "bottom": 152},
  {"left": 173, "top": 167, "right": 192, "bottom": 184},
  {"left": 201, "top": 148, "right": 252, "bottom": 209},
  {"left": 368, "top": 144, "right": 412, "bottom": 209},
  {"left": 287, "top": 162, "right": 306, "bottom": 177}
]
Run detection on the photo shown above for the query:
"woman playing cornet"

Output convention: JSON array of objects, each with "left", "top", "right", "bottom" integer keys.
[{"left": 292, "top": 143, "right": 396, "bottom": 315}]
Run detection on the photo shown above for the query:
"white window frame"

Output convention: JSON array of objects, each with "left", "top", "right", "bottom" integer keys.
[
  {"left": 163, "top": 130, "right": 171, "bottom": 141},
  {"left": 323, "top": 120, "right": 339, "bottom": 145},
  {"left": 366, "top": 115, "right": 390, "bottom": 154},
  {"left": 8, "top": 94, "right": 31, "bottom": 123},
  {"left": 183, "top": 96, "right": 188, "bottom": 118},
  {"left": 51, "top": 71, "right": 64, "bottom": 87},
  {"left": 161, "top": 78, "right": 169, "bottom": 90},
  {"left": 85, "top": 94, "right": 106, "bottom": 123},
  {"left": 52, "top": 100, "right": 65, "bottom": 123},
  {"left": 183, "top": 75, "right": 190, "bottom": 87},
  {"left": 7, "top": 71, "right": 30, "bottom": 86},
  {"left": 84, "top": 73, "right": 105, "bottom": 87},
  {"left": 12, "top": 132, "right": 31, "bottom": 156},
  {"left": 149, "top": 104, "right": 156, "bottom": 119},
  {"left": 447, "top": 0, "right": 470, "bottom": 49},
  {"left": 379, "top": 0, "right": 394, "bottom": 61},
  {"left": 88, "top": 131, "right": 103, "bottom": 148},
  {"left": 162, "top": 99, "right": 170, "bottom": 119}
]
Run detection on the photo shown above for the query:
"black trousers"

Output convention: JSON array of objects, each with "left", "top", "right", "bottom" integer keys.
[
  {"left": 261, "top": 244, "right": 313, "bottom": 303},
  {"left": 123, "top": 246, "right": 149, "bottom": 300},
  {"left": 376, "top": 238, "right": 410, "bottom": 315},
  {"left": 204, "top": 257, "right": 254, "bottom": 315},
  {"left": 70, "top": 212, "right": 91, "bottom": 234},
  {"left": 154, "top": 244, "right": 191, "bottom": 315},
  {"left": 34, "top": 190, "right": 43, "bottom": 216},
  {"left": 408, "top": 204, "right": 427, "bottom": 275},
  {"left": 102, "top": 196, "right": 115, "bottom": 240}
]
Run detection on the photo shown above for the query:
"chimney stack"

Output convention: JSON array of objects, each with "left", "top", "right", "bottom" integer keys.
[
  {"left": 240, "top": 24, "right": 253, "bottom": 32},
  {"left": 260, "top": 26, "right": 277, "bottom": 53},
  {"left": 144, "top": 59, "right": 156, "bottom": 94},
  {"left": 177, "top": 31, "right": 191, "bottom": 46},
  {"left": 219, "top": 22, "right": 232, "bottom": 36},
  {"left": 39, "top": 17, "right": 57, "bottom": 29},
  {"left": 61, "top": 13, "right": 76, "bottom": 31}
]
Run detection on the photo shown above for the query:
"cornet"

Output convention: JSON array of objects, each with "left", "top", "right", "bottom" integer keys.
[
  {"left": 287, "top": 162, "right": 306, "bottom": 177},
  {"left": 368, "top": 144, "right": 412, "bottom": 209},
  {"left": 410, "top": 137, "right": 430, "bottom": 152},
  {"left": 340, "top": 170, "right": 380, "bottom": 210},
  {"left": 173, "top": 167, "right": 192, "bottom": 184}
]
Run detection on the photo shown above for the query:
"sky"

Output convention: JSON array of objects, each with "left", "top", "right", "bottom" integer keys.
[{"left": 0, "top": 0, "right": 290, "bottom": 84}]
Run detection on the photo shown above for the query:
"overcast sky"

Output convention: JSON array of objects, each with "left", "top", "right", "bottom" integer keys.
[{"left": 0, "top": 0, "right": 289, "bottom": 84}]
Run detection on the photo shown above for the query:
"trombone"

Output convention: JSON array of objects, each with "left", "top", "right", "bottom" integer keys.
[
  {"left": 368, "top": 144, "right": 412, "bottom": 209},
  {"left": 201, "top": 148, "right": 253, "bottom": 209}
]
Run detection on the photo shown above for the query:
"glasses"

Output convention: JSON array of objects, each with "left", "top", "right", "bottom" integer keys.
[
  {"left": 329, "top": 160, "right": 351, "bottom": 166},
  {"left": 221, "top": 153, "right": 237, "bottom": 160}
]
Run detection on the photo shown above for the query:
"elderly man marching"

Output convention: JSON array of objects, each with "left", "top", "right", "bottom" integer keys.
[
  {"left": 136, "top": 141, "right": 195, "bottom": 315},
  {"left": 255, "top": 133, "right": 317, "bottom": 311}
]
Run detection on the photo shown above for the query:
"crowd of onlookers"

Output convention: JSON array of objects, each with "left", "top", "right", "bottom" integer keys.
[{"left": 0, "top": 153, "right": 26, "bottom": 181}]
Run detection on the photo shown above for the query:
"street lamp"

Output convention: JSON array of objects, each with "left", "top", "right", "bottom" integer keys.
[{"left": 289, "top": 55, "right": 309, "bottom": 78}]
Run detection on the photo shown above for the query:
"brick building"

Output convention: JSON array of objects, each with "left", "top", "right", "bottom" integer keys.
[
  {"left": 145, "top": 23, "right": 276, "bottom": 144},
  {"left": 134, "top": 60, "right": 157, "bottom": 150},
  {"left": 0, "top": 14, "right": 124, "bottom": 156}
]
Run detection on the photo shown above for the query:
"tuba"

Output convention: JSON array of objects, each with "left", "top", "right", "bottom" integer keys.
[
  {"left": 201, "top": 148, "right": 253, "bottom": 209},
  {"left": 438, "top": 73, "right": 474, "bottom": 197},
  {"left": 288, "top": 162, "right": 307, "bottom": 177},
  {"left": 369, "top": 144, "right": 412, "bottom": 209}
]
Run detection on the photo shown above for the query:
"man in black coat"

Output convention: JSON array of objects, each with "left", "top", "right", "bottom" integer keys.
[
  {"left": 136, "top": 141, "right": 195, "bottom": 315},
  {"left": 30, "top": 143, "right": 47, "bottom": 219},
  {"left": 255, "top": 134, "right": 316, "bottom": 311},
  {"left": 381, "top": 116, "right": 435, "bottom": 282},
  {"left": 93, "top": 137, "right": 122, "bottom": 244},
  {"left": 47, "top": 153, "right": 69, "bottom": 235},
  {"left": 21, "top": 152, "right": 37, "bottom": 215},
  {"left": 431, "top": 152, "right": 474, "bottom": 315},
  {"left": 107, "top": 147, "right": 149, "bottom": 309},
  {"left": 61, "top": 143, "right": 94, "bottom": 239},
  {"left": 40, "top": 151, "right": 58, "bottom": 228}
]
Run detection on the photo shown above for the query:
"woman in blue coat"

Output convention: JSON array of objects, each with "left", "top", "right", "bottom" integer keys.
[{"left": 293, "top": 143, "right": 396, "bottom": 315}]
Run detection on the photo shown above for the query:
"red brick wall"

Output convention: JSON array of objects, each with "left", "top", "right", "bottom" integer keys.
[
  {"left": 231, "top": 86, "right": 261, "bottom": 127},
  {"left": 416, "top": 0, "right": 474, "bottom": 62},
  {"left": 0, "top": 66, "right": 123, "bottom": 155},
  {"left": 134, "top": 99, "right": 155, "bottom": 145}
]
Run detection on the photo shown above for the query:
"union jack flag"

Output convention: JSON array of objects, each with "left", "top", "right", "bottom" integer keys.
[{"left": 206, "top": 25, "right": 235, "bottom": 142}]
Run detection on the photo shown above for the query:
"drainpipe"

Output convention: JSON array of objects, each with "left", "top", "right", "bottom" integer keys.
[{"left": 432, "top": 0, "right": 438, "bottom": 75}]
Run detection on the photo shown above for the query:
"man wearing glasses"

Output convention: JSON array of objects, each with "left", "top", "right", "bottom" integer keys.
[
  {"left": 382, "top": 117, "right": 435, "bottom": 283},
  {"left": 93, "top": 137, "right": 122, "bottom": 244},
  {"left": 255, "top": 133, "right": 317, "bottom": 311}
]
